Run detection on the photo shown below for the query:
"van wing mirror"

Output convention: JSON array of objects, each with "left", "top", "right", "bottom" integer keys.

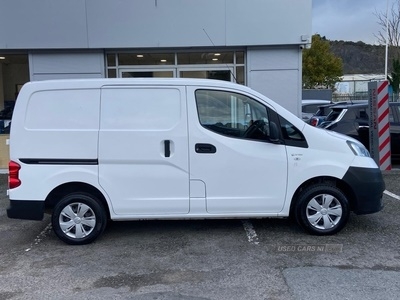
[{"left": 269, "top": 122, "right": 280, "bottom": 143}]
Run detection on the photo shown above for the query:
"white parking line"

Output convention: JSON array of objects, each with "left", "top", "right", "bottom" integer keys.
[
  {"left": 384, "top": 190, "right": 400, "bottom": 201},
  {"left": 25, "top": 223, "right": 52, "bottom": 252},
  {"left": 241, "top": 220, "right": 260, "bottom": 245}
]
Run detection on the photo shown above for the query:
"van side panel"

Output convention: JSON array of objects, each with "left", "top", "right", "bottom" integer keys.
[
  {"left": 14, "top": 89, "right": 100, "bottom": 160},
  {"left": 9, "top": 88, "right": 100, "bottom": 203},
  {"left": 9, "top": 165, "right": 100, "bottom": 202}
]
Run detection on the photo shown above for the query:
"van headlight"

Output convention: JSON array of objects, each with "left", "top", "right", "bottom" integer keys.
[{"left": 346, "top": 141, "right": 370, "bottom": 157}]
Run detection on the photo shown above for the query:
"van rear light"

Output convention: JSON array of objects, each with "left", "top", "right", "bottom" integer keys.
[{"left": 9, "top": 161, "right": 21, "bottom": 189}]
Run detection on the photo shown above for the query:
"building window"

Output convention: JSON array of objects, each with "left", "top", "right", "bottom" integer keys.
[
  {"left": 106, "top": 50, "right": 245, "bottom": 85},
  {"left": 0, "top": 54, "right": 29, "bottom": 134},
  {"left": 118, "top": 53, "right": 175, "bottom": 65},
  {"left": 177, "top": 52, "right": 233, "bottom": 64}
]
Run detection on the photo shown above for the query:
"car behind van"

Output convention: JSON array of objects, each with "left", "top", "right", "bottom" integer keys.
[
  {"left": 319, "top": 101, "right": 400, "bottom": 160},
  {"left": 301, "top": 99, "right": 332, "bottom": 122},
  {"left": 7, "top": 79, "right": 385, "bottom": 244}
]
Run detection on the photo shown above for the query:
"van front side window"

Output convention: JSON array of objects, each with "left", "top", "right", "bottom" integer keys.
[{"left": 195, "top": 89, "right": 271, "bottom": 141}]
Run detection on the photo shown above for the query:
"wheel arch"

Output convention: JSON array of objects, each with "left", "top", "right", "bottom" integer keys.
[
  {"left": 289, "top": 176, "right": 356, "bottom": 217},
  {"left": 44, "top": 182, "right": 111, "bottom": 219}
]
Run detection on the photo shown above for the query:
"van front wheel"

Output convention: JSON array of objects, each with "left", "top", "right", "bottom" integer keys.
[
  {"left": 51, "top": 193, "right": 107, "bottom": 245},
  {"left": 295, "top": 184, "right": 349, "bottom": 235}
]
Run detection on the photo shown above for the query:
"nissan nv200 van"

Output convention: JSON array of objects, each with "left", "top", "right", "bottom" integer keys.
[{"left": 7, "top": 79, "right": 385, "bottom": 244}]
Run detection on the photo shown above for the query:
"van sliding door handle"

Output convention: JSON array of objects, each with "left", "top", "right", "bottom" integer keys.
[
  {"left": 195, "top": 143, "right": 217, "bottom": 154},
  {"left": 164, "top": 140, "right": 171, "bottom": 157}
]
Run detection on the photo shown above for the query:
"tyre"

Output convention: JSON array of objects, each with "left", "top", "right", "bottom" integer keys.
[
  {"left": 51, "top": 193, "right": 107, "bottom": 245},
  {"left": 294, "top": 184, "right": 349, "bottom": 235}
]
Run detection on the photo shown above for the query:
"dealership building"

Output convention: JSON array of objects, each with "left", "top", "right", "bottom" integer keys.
[{"left": 0, "top": 0, "right": 312, "bottom": 167}]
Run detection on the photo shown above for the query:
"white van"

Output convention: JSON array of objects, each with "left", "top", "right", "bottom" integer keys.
[{"left": 7, "top": 78, "right": 385, "bottom": 244}]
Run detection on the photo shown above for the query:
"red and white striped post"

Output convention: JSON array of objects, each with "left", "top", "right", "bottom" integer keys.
[{"left": 368, "top": 80, "right": 391, "bottom": 171}]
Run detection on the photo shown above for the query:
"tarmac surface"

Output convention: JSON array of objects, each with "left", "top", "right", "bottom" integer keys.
[{"left": 1, "top": 170, "right": 400, "bottom": 300}]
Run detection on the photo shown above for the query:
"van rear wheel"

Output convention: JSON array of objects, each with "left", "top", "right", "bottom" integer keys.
[
  {"left": 51, "top": 193, "right": 107, "bottom": 245},
  {"left": 295, "top": 184, "right": 349, "bottom": 235}
]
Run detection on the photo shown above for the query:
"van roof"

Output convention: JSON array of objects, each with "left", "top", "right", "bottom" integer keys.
[{"left": 20, "top": 78, "right": 249, "bottom": 91}]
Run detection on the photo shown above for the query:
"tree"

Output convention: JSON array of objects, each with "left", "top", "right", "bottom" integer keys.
[
  {"left": 375, "top": 1, "right": 400, "bottom": 86},
  {"left": 388, "top": 58, "right": 400, "bottom": 93},
  {"left": 302, "top": 35, "right": 343, "bottom": 89},
  {"left": 374, "top": 0, "right": 400, "bottom": 47}
]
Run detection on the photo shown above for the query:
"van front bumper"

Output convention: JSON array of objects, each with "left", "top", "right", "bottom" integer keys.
[
  {"left": 7, "top": 200, "right": 44, "bottom": 221},
  {"left": 342, "top": 167, "right": 385, "bottom": 215}
]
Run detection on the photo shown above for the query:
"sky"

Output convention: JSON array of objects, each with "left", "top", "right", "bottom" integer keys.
[{"left": 312, "top": 0, "right": 390, "bottom": 44}]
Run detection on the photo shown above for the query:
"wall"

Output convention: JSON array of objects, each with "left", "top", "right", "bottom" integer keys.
[
  {"left": 29, "top": 52, "right": 105, "bottom": 81},
  {"left": 247, "top": 47, "right": 302, "bottom": 116},
  {"left": 0, "top": 0, "right": 312, "bottom": 49},
  {"left": 302, "top": 89, "right": 333, "bottom": 101}
]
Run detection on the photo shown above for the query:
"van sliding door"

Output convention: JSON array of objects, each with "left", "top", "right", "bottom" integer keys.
[{"left": 99, "top": 86, "right": 190, "bottom": 215}]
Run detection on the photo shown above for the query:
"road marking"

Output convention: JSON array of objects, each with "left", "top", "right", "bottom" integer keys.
[
  {"left": 384, "top": 190, "right": 400, "bottom": 201},
  {"left": 25, "top": 223, "right": 52, "bottom": 252},
  {"left": 241, "top": 220, "right": 260, "bottom": 245}
]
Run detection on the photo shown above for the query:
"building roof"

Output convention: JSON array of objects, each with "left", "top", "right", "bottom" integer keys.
[{"left": 340, "top": 74, "right": 385, "bottom": 82}]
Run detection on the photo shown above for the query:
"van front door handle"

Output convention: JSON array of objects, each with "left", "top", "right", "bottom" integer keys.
[{"left": 195, "top": 143, "right": 217, "bottom": 154}]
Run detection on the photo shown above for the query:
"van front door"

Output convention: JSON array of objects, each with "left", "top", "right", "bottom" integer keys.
[
  {"left": 187, "top": 87, "right": 288, "bottom": 214},
  {"left": 99, "top": 86, "right": 189, "bottom": 215}
]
